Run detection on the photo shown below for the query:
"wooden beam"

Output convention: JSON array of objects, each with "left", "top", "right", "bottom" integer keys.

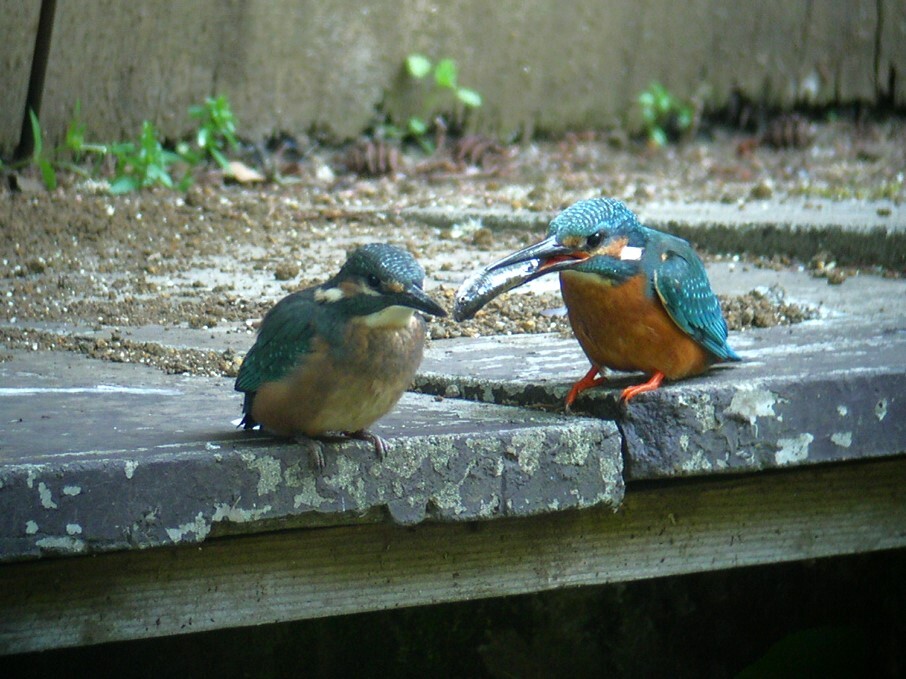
[{"left": 1, "top": 457, "right": 904, "bottom": 655}]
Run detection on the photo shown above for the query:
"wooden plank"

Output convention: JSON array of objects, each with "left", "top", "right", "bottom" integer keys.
[{"left": 1, "top": 457, "right": 904, "bottom": 655}]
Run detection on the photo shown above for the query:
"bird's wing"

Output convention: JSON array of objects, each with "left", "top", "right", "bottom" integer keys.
[
  {"left": 653, "top": 249, "right": 738, "bottom": 361},
  {"left": 234, "top": 291, "right": 320, "bottom": 394}
]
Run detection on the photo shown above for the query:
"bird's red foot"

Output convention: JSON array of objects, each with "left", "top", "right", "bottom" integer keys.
[
  {"left": 346, "top": 429, "right": 389, "bottom": 460},
  {"left": 620, "top": 372, "right": 665, "bottom": 402},
  {"left": 564, "top": 366, "right": 607, "bottom": 411}
]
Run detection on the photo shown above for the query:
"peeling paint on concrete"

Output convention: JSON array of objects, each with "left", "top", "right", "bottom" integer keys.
[
  {"left": 831, "top": 431, "right": 853, "bottom": 448},
  {"left": 726, "top": 387, "right": 779, "bottom": 425},
  {"left": 240, "top": 453, "right": 282, "bottom": 496},
  {"left": 124, "top": 460, "right": 138, "bottom": 479},
  {"left": 66, "top": 523, "right": 82, "bottom": 535},
  {"left": 62, "top": 485, "right": 81, "bottom": 496},
  {"left": 35, "top": 536, "right": 86, "bottom": 554},
  {"left": 38, "top": 482, "right": 57, "bottom": 509},
  {"left": 165, "top": 512, "right": 211, "bottom": 543},
  {"left": 25, "top": 520, "right": 38, "bottom": 535},
  {"left": 775, "top": 433, "right": 814, "bottom": 465}
]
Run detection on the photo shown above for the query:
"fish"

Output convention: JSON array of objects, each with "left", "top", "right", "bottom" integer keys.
[{"left": 453, "top": 258, "right": 542, "bottom": 321}]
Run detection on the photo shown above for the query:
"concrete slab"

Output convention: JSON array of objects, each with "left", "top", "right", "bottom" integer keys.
[
  {"left": 404, "top": 198, "right": 906, "bottom": 268},
  {"left": 416, "top": 315, "right": 906, "bottom": 479},
  {"left": 0, "top": 350, "right": 623, "bottom": 562}
]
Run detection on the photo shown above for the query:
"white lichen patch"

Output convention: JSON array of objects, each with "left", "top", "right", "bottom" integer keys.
[
  {"left": 676, "top": 392, "right": 718, "bottom": 431},
  {"left": 25, "top": 520, "right": 38, "bottom": 535},
  {"left": 775, "top": 433, "right": 814, "bottom": 465},
  {"left": 831, "top": 431, "right": 853, "bottom": 448},
  {"left": 293, "top": 476, "right": 329, "bottom": 509},
  {"left": 875, "top": 399, "right": 888, "bottom": 421},
  {"left": 211, "top": 502, "right": 272, "bottom": 523},
  {"left": 381, "top": 438, "right": 433, "bottom": 477},
  {"left": 124, "top": 460, "right": 138, "bottom": 479},
  {"left": 165, "top": 512, "right": 211, "bottom": 543},
  {"left": 328, "top": 455, "right": 368, "bottom": 509},
  {"left": 63, "top": 485, "right": 82, "bottom": 496},
  {"left": 38, "top": 482, "right": 57, "bottom": 509},
  {"left": 66, "top": 523, "right": 83, "bottom": 535},
  {"left": 240, "top": 452, "right": 282, "bottom": 496},
  {"left": 509, "top": 430, "right": 545, "bottom": 474},
  {"left": 679, "top": 448, "right": 713, "bottom": 472},
  {"left": 726, "top": 386, "right": 779, "bottom": 426}
]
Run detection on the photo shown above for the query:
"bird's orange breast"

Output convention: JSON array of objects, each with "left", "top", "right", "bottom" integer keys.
[{"left": 560, "top": 270, "right": 711, "bottom": 380}]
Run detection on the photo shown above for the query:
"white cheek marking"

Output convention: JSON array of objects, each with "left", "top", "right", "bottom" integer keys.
[
  {"left": 314, "top": 287, "right": 344, "bottom": 303},
  {"left": 620, "top": 246, "right": 643, "bottom": 261}
]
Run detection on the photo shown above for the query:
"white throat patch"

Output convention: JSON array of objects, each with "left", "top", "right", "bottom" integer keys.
[{"left": 360, "top": 305, "right": 415, "bottom": 328}]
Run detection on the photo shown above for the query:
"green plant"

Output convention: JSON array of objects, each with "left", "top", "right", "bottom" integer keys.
[
  {"left": 107, "top": 121, "right": 189, "bottom": 194},
  {"left": 182, "top": 94, "right": 239, "bottom": 169},
  {"left": 31, "top": 95, "right": 242, "bottom": 193},
  {"left": 387, "top": 53, "right": 483, "bottom": 151},
  {"left": 28, "top": 110, "right": 57, "bottom": 190},
  {"left": 636, "top": 82, "right": 693, "bottom": 147}
]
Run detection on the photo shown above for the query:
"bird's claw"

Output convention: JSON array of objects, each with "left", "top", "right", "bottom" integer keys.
[{"left": 346, "top": 429, "right": 389, "bottom": 460}]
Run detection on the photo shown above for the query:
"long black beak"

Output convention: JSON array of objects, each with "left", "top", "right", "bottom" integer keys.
[
  {"left": 453, "top": 236, "right": 587, "bottom": 321},
  {"left": 401, "top": 284, "right": 447, "bottom": 318},
  {"left": 487, "top": 235, "right": 577, "bottom": 273}
]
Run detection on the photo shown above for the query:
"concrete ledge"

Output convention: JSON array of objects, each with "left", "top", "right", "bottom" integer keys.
[
  {"left": 0, "top": 351, "right": 623, "bottom": 563},
  {"left": 2, "top": 456, "right": 903, "bottom": 654},
  {"left": 416, "top": 317, "right": 906, "bottom": 480}
]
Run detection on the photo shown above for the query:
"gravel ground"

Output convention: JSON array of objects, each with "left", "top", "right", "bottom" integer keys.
[{"left": 1, "top": 118, "right": 902, "bottom": 376}]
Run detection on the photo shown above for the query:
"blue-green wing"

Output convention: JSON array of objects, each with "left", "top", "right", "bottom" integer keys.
[
  {"left": 234, "top": 291, "right": 319, "bottom": 394},
  {"left": 653, "top": 250, "right": 740, "bottom": 361}
]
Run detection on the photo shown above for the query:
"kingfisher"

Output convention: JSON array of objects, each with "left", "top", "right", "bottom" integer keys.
[
  {"left": 235, "top": 243, "right": 446, "bottom": 461},
  {"left": 454, "top": 198, "right": 740, "bottom": 406}
]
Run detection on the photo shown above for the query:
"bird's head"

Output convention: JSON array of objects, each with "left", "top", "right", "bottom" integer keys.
[
  {"left": 318, "top": 243, "right": 446, "bottom": 327},
  {"left": 454, "top": 198, "right": 645, "bottom": 320}
]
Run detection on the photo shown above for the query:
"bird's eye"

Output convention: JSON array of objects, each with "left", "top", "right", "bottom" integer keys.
[
  {"left": 586, "top": 232, "right": 604, "bottom": 249},
  {"left": 366, "top": 273, "right": 382, "bottom": 290}
]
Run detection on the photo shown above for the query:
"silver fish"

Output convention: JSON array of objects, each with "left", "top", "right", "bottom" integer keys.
[{"left": 453, "top": 259, "right": 542, "bottom": 321}]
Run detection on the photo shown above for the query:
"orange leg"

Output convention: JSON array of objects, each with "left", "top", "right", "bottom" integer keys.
[
  {"left": 620, "top": 371, "right": 665, "bottom": 402},
  {"left": 565, "top": 365, "right": 607, "bottom": 410}
]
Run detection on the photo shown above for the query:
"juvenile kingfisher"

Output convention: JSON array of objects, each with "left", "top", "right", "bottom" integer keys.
[
  {"left": 235, "top": 243, "right": 446, "bottom": 460},
  {"left": 454, "top": 198, "right": 740, "bottom": 406}
]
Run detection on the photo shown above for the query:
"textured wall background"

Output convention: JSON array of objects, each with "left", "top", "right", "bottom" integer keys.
[{"left": 1, "top": 0, "right": 904, "bottom": 154}]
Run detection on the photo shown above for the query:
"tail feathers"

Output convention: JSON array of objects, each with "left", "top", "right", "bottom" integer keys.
[
  {"left": 239, "top": 392, "right": 259, "bottom": 429},
  {"left": 723, "top": 344, "right": 742, "bottom": 362}
]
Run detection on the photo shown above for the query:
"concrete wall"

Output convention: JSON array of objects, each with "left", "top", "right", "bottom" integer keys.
[{"left": 2, "top": 0, "right": 904, "bottom": 155}]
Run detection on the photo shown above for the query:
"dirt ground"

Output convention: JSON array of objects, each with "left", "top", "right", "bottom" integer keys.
[{"left": 1, "top": 118, "right": 903, "bottom": 376}]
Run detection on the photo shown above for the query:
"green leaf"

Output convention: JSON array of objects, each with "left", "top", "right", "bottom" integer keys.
[
  {"left": 406, "top": 53, "right": 432, "bottom": 79},
  {"left": 28, "top": 110, "right": 43, "bottom": 159},
  {"left": 38, "top": 159, "right": 57, "bottom": 190},
  {"left": 210, "top": 147, "right": 228, "bottom": 170},
  {"left": 176, "top": 172, "right": 194, "bottom": 192},
  {"left": 109, "top": 176, "right": 139, "bottom": 194},
  {"left": 649, "top": 128, "right": 668, "bottom": 147},
  {"left": 407, "top": 117, "right": 428, "bottom": 136},
  {"left": 434, "top": 58, "right": 458, "bottom": 89},
  {"left": 456, "top": 87, "right": 482, "bottom": 108}
]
